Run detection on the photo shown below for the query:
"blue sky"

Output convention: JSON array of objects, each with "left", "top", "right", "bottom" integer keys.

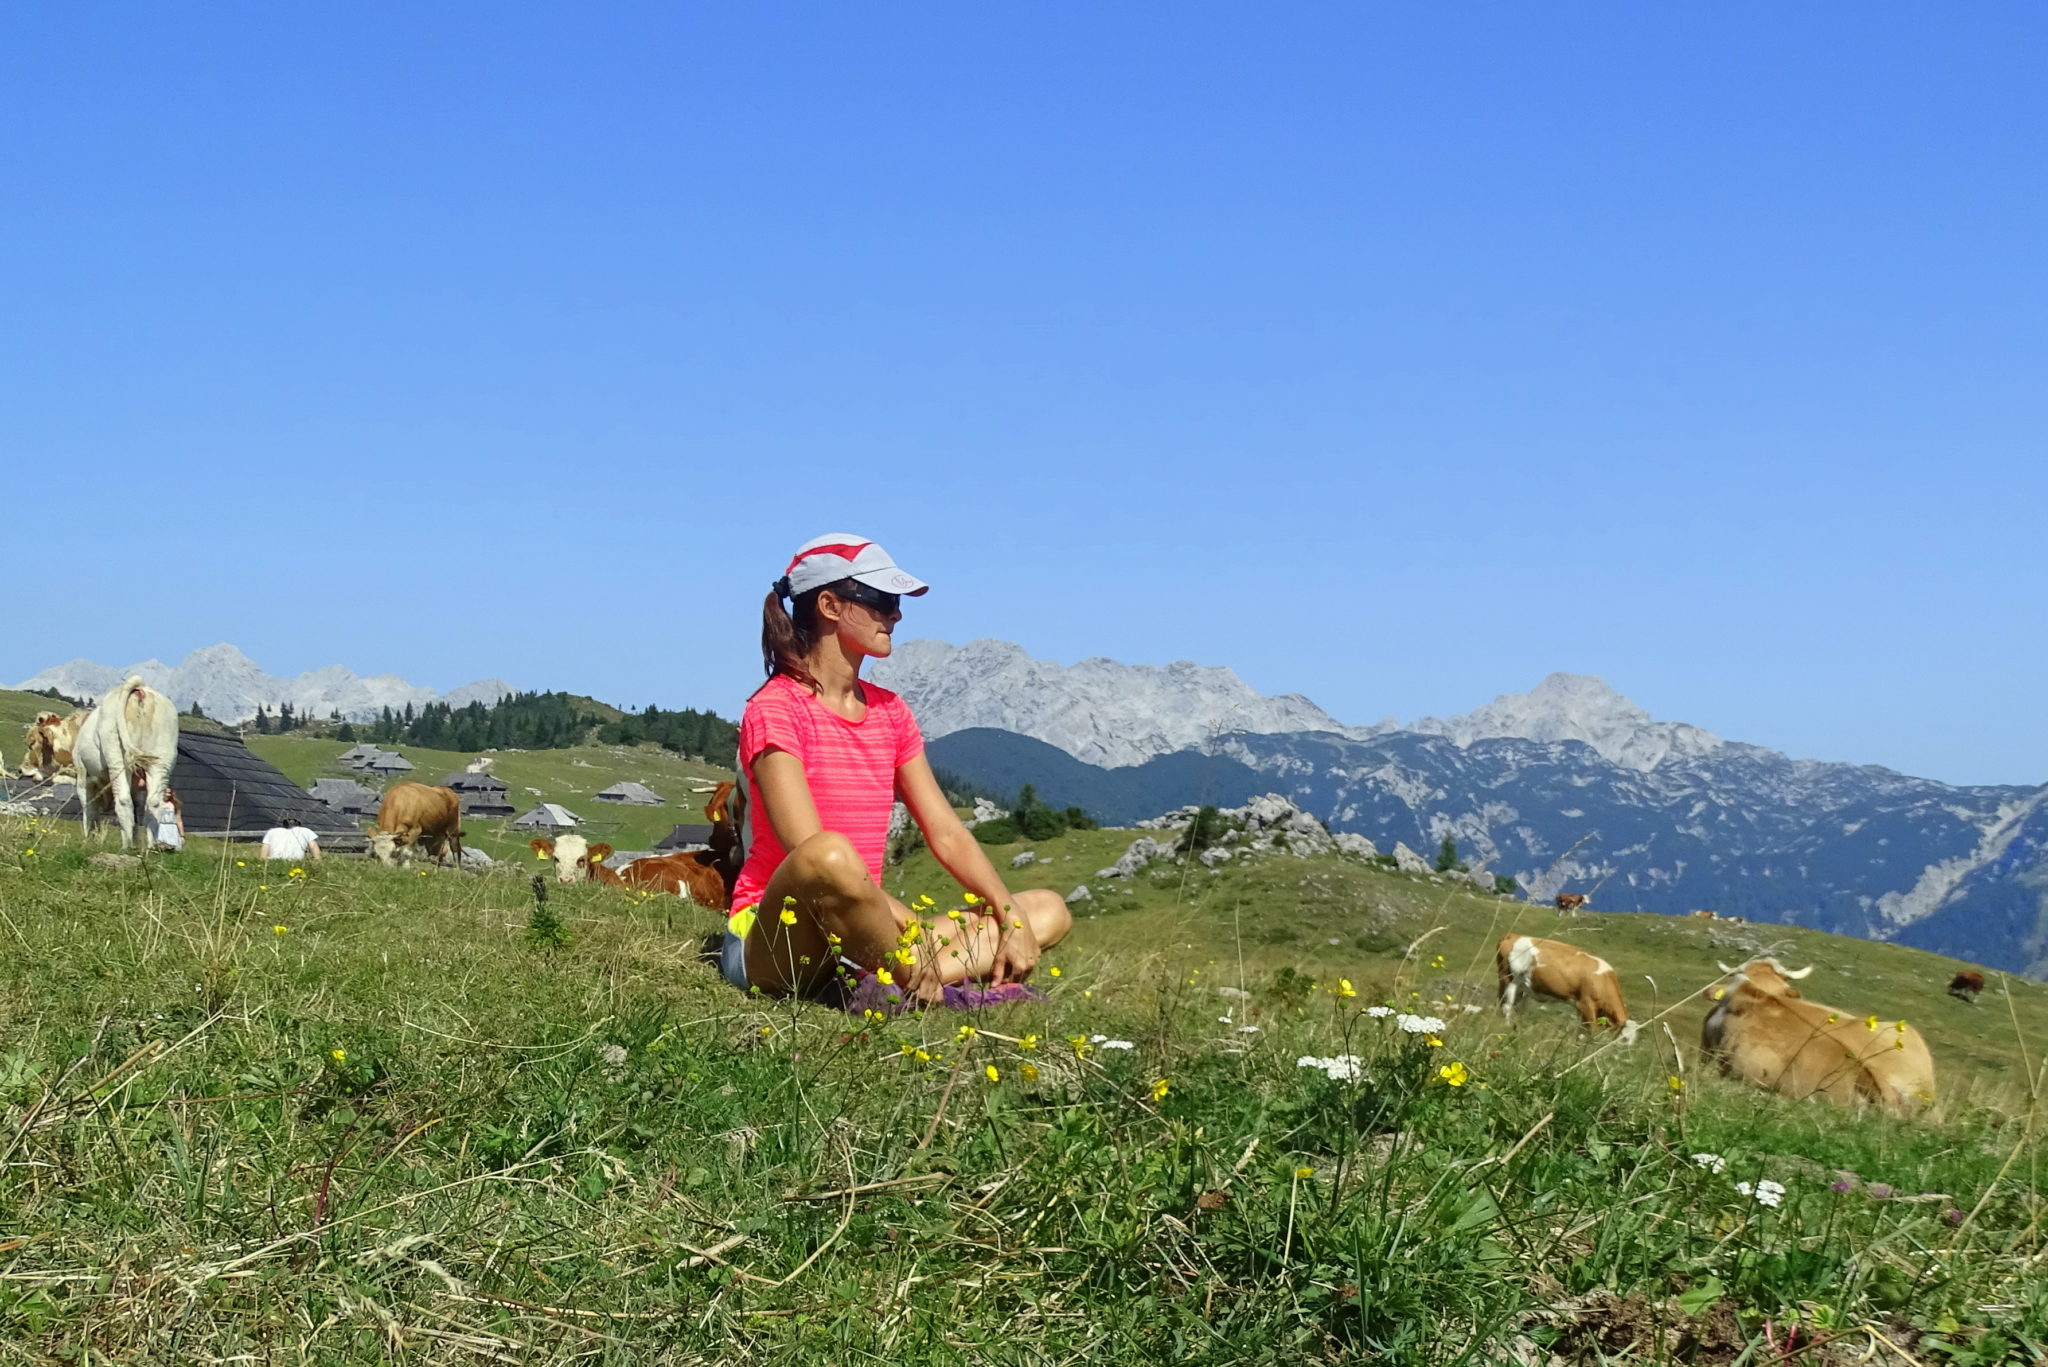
[{"left": 5, "top": 4, "right": 2043, "bottom": 785}]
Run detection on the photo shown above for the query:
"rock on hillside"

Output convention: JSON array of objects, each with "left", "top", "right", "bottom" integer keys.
[
  {"left": 14, "top": 644, "right": 513, "bottom": 725},
  {"left": 868, "top": 638, "right": 1390, "bottom": 768}
]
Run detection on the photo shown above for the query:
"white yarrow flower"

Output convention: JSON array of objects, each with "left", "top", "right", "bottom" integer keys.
[
  {"left": 1296, "top": 1054, "right": 1364, "bottom": 1082},
  {"left": 1237, "top": 1025, "right": 1260, "bottom": 1033},
  {"left": 1736, "top": 1178, "right": 1786, "bottom": 1208},
  {"left": 1395, "top": 1014, "right": 1447, "bottom": 1035},
  {"left": 1365, "top": 1006, "right": 1394, "bottom": 1019},
  {"left": 1691, "top": 1153, "right": 1728, "bottom": 1174}
]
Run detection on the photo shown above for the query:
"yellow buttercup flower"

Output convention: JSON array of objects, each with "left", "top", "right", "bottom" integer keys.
[
  {"left": 956, "top": 1025, "right": 978, "bottom": 1041},
  {"left": 1865, "top": 1015, "right": 1879, "bottom": 1032},
  {"left": 1668, "top": 1075, "right": 1684, "bottom": 1092},
  {"left": 1020, "top": 1034, "right": 1039, "bottom": 1050},
  {"left": 1047, "top": 966, "right": 1061, "bottom": 978},
  {"left": 1020, "top": 1063, "right": 1039, "bottom": 1083},
  {"left": 1425, "top": 1035, "right": 1444, "bottom": 1048},
  {"left": 946, "top": 908, "right": 963, "bottom": 921},
  {"left": 893, "top": 947, "right": 916, "bottom": 966},
  {"left": 1150, "top": 1078, "right": 1170, "bottom": 1102},
  {"left": 1894, "top": 1019, "right": 1906, "bottom": 1033},
  {"left": 1294, "top": 1166, "right": 1315, "bottom": 1180},
  {"left": 1440, "top": 1062, "right": 1469, "bottom": 1087},
  {"left": 876, "top": 969, "right": 894, "bottom": 986},
  {"left": 779, "top": 907, "right": 798, "bottom": 925},
  {"left": 1336, "top": 978, "right": 1357, "bottom": 999},
  {"left": 288, "top": 867, "right": 305, "bottom": 878},
  {"left": 272, "top": 925, "right": 289, "bottom": 936},
  {"left": 330, "top": 1048, "right": 347, "bottom": 1063},
  {"left": 984, "top": 1065, "right": 1000, "bottom": 1083},
  {"left": 963, "top": 892, "right": 982, "bottom": 905}
]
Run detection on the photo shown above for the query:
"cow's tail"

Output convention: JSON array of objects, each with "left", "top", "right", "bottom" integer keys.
[{"left": 114, "top": 677, "right": 174, "bottom": 769}]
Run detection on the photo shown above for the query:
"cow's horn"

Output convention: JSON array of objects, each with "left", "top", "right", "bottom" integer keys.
[
  {"left": 1716, "top": 961, "right": 1736, "bottom": 974},
  {"left": 1783, "top": 965, "right": 1814, "bottom": 979}
]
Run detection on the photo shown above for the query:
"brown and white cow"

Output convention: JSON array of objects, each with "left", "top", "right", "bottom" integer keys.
[
  {"left": 1555, "top": 893, "right": 1589, "bottom": 913},
  {"left": 1700, "top": 958, "right": 1936, "bottom": 1115},
  {"left": 1497, "top": 934, "right": 1638, "bottom": 1041},
  {"left": 19, "top": 709, "right": 90, "bottom": 782},
  {"left": 621, "top": 851, "right": 726, "bottom": 906},
  {"left": 1947, "top": 971, "right": 1986, "bottom": 1003},
  {"left": 74, "top": 679, "right": 178, "bottom": 849},
  {"left": 1690, "top": 909, "right": 1721, "bottom": 920},
  {"left": 531, "top": 833, "right": 626, "bottom": 887},
  {"left": 369, "top": 782, "right": 465, "bottom": 866}
]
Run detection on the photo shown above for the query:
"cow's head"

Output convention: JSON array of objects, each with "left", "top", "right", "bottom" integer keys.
[
  {"left": 531, "top": 834, "right": 612, "bottom": 883},
  {"left": 367, "top": 829, "right": 405, "bottom": 866},
  {"left": 1706, "top": 957, "right": 1814, "bottom": 1002}
]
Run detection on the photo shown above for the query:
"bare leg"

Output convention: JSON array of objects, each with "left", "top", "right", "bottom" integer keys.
[{"left": 744, "top": 832, "right": 918, "bottom": 999}]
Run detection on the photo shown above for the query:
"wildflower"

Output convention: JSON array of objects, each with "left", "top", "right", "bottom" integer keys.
[
  {"left": 259, "top": 884, "right": 269, "bottom": 891},
  {"left": 1668, "top": 1075, "right": 1685, "bottom": 1092},
  {"left": 1366, "top": 1005, "right": 1393, "bottom": 1019},
  {"left": 1395, "top": 1013, "right": 1447, "bottom": 1035},
  {"left": 1068, "top": 1035, "right": 1093, "bottom": 1057},
  {"left": 914, "top": 1049, "right": 934, "bottom": 1064},
  {"left": 783, "top": 895, "right": 797, "bottom": 908},
  {"left": 1047, "top": 966, "right": 1061, "bottom": 978},
  {"left": 863, "top": 1008, "right": 884, "bottom": 1024},
  {"left": 1020, "top": 1063, "right": 1039, "bottom": 1082},
  {"left": 1942, "top": 1208, "right": 1965, "bottom": 1227},
  {"left": 964, "top": 892, "right": 982, "bottom": 905},
  {"left": 331, "top": 1048, "right": 347, "bottom": 1063},
  {"left": 272, "top": 925, "right": 289, "bottom": 936},
  {"left": 1438, "top": 1061, "right": 1469, "bottom": 1087},
  {"left": 893, "top": 948, "right": 916, "bottom": 967},
  {"left": 900, "top": 1043, "right": 915, "bottom": 1057},
  {"left": 916, "top": 894, "right": 935, "bottom": 908},
  {"left": 1866, "top": 1183, "right": 1893, "bottom": 1200},
  {"left": 1335, "top": 978, "right": 1357, "bottom": 999},
  {"left": 946, "top": 908, "right": 963, "bottom": 921},
  {"left": 1736, "top": 1179, "right": 1786, "bottom": 1208},
  {"left": 759, "top": 1026, "right": 772, "bottom": 1036},
  {"left": 1297, "top": 1055, "right": 1364, "bottom": 1082},
  {"left": 288, "top": 867, "right": 305, "bottom": 879},
  {"left": 1830, "top": 1178, "right": 1855, "bottom": 1194},
  {"left": 599, "top": 1044, "right": 628, "bottom": 1071},
  {"left": 876, "top": 969, "right": 894, "bottom": 986},
  {"left": 1020, "top": 1034, "right": 1039, "bottom": 1050},
  {"left": 1894, "top": 1020, "right": 1906, "bottom": 1033},
  {"left": 24, "top": 849, "right": 35, "bottom": 857},
  {"left": 1865, "top": 1015, "right": 1879, "bottom": 1031},
  {"left": 779, "top": 907, "right": 798, "bottom": 926},
  {"left": 1691, "top": 1153, "right": 1728, "bottom": 1174},
  {"left": 1424, "top": 1035, "right": 1444, "bottom": 1048},
  {"left": 956, "top": 1025, "right": 978, "bottom": 1041},
  {"left": 1827, "top": 1013, "right": 1839, "bottom": 1023},
  {"left": 1150, "top": 1078, "right": 1170, "bottom": 1102},
  {"left": 1098, "top": 1038, "right": 1135, "bottom": 1051},
  {"left": 1294, "top": 1166, "right": 1315, "bottom": 1180},
  {"left": 1237, "top": 1025, "right": 1260, "bottom": 1034},
  {"left": 825, "top": 931, "right": 842, "bottom": 947},
  {"left": 985, "top": 1065, "right": 1001, "bottom": 1083}
]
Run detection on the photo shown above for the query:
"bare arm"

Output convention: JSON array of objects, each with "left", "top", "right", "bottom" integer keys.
[{"left": 896, "top": 752, "right": 1039, "bottom": 980}]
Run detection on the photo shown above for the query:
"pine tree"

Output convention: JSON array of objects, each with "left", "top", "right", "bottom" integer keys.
[{"left": 1436, "top": 835, "right": 1464, "bottom": 873}]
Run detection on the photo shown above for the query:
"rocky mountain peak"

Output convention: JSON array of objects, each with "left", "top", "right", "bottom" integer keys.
[{"left": 1409, "top": 672, "right": 1723, "bottom": 772}]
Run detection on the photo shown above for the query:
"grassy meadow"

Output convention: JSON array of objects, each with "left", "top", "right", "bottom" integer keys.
[{"left": 1, "top": 807, "right": 2043, "bottom": 1364}]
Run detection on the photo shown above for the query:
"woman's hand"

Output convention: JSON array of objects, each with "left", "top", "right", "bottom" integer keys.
[{"left": 990, "top": 908, "right": 1041, "bottom": 985}]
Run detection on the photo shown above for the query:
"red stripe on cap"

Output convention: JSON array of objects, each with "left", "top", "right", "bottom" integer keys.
[{"left": 784, "top": 541, "right": 871, "bottom": 575}]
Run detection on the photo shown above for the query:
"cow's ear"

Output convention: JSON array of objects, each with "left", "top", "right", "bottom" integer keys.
[
  {"left": 530, "top": 837, "right": 554, "bottom": 856},
  {"left": 589, "top": 842, "right": 614, "bottom": 863}
]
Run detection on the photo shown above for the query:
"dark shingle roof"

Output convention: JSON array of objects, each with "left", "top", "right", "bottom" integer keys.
[{"left": 173, "top": 730, "right": 361, "bottom": 844}]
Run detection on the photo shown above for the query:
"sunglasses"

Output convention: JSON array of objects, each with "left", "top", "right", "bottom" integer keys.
[{"left": 832, "top": 581, "right": 901, "bottom": 615}]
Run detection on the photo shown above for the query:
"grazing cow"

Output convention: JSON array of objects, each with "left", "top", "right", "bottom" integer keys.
[
  {"left": 1555, "top": 893, "right": 1588, "bottom": 913},
  {"left": 1701, "top": 958, "right": 1936, "bottom": 1115},
  {"left": 1497, "top": 934, "right": 1638, "bottom": 1041},
  {"left": 531, "top": 834, "right": 626, "bottom": 886},
  {"left": 1690, "top": 910, "right": 1720, "bottom": 920},
  {"left": 1948, "top": 971, "right": 1986, "bottom": 1003},
  {"left": 19, "top": 709, "right": 90, "bottom": 782},
  {"left": 369, "top": 781, "right": 465, "bottom": 866},
  {"left": 73, "top": 679, "right": 178, "bottom": 849}
]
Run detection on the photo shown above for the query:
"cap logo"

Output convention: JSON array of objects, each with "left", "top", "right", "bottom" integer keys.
[{"left": 784, "top": 541, "right": 872, "bottom": 575}]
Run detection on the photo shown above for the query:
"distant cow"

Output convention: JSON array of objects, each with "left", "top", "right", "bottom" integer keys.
[
  {"left": 532, "top": 834, "right": 626, "bottom": 886},
  {"left": 1555, "top": 893, "right": 1588, "bottom": 913},
  {"left": 19, "top": 708, "right": 90, "bottom": 782},
  {"left": 1701, "top": 958, "right": 1936, "bottom": 1115},
  {"left": 1497, "top": 934, "right": 1638, "bottom": 1041},
  {"left": 1948, "top": 971, "right": 1986, "bottom": 1003},
  {"left": 1690, "top": 910, "right": 1720, "bottom": 920},
  {"left": 73, "top": 678, "right": 178, "bottom": 849},
  {"left": 369, "top": 782, "right": 464, "bottom": 866}
]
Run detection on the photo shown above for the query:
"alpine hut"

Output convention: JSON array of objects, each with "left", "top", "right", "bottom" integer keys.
[
  {"left": 337, "top": 743, "right": 385, "bottom": 768},
  {"left": 440, "top": 771, "right": 515, "bottom": 817},
  {"left": 166, "top": 720, "right": 360, "bottom": 846},
  {"left": 361, "top": 751, "right": 415, "bottom": 776},
  {"left": 307, "top": 778, "right": 382, "bottom": 819},
  {"left": 594, "top": 781, "right": 664, "bottom": 806},
  {"left": 656, "top": 823, "right": 714, "bottom": 852},
  {"left": 511, "top": 803, "right": 583, "bottom": 831}
]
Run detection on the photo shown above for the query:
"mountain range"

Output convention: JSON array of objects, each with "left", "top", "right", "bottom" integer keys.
[
  {"left": 12, "top": 645, "right": 514, "bottom": 725},
  {"left": 871, "top": 640, "right": 2048, "bottom": 977}
]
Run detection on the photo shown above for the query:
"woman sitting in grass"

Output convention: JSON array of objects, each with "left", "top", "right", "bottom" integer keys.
[{"left": 721, "top": 533, "right": 1071, "bottom": 1006}]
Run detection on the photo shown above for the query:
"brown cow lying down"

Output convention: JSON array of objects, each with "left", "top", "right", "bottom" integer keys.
[
  {"left": 1947, "top": 971, "right": 1986, "bottom": 1002},
  {"left": 369, "top": 781, "right": 465, "bottom": 866},
  {"left": 1555, "top": 893, "right": 1588, "bottom": 912},
  {"left": 621, "top": 851, "right": 726, "bottom": 907},
  {"left": 531, "top": 834, "right": 626, "bottom": 887},
  {"left": 1497, "top": 934, "right": 1638, "bottom": 1041},
  {"left": 1702, "top": 958, "right": 1936, "bottom": 1115}
]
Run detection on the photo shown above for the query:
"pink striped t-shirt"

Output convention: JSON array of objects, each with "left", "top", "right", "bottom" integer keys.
[{"left": 731, "top": 674, "right": 924, "bottom": 911}]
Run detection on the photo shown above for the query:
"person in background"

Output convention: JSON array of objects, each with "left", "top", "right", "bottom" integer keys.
[
  {"left": 259, "top": 816, "right": 321, "bottom": 862},
  {"left": 153, "top": 788, "right": 186, "bottom": 852}
]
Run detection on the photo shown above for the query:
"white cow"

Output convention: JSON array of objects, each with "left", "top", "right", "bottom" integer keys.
[{"left": 74, "top": 677, "right": 179, "bottom": 849}]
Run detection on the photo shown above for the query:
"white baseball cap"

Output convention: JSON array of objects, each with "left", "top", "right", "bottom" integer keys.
[{"left": 776, "top": 533, "right": 930, "bottom": 599}]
